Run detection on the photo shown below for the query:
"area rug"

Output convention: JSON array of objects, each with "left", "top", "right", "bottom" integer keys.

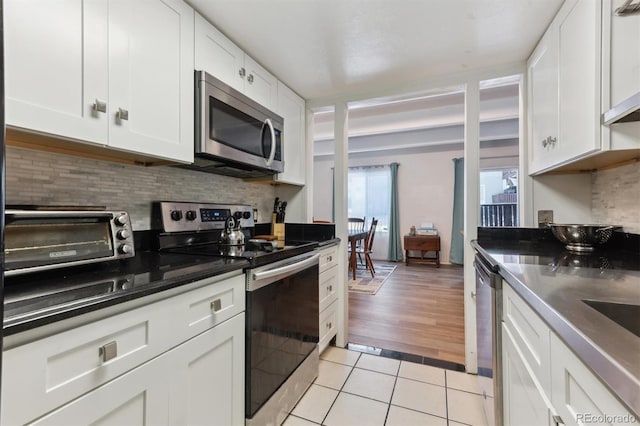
[{"left": 348, "top": 263, "right": 397, "bottom": 295}]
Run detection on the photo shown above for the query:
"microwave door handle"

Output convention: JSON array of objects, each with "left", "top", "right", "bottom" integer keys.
[{"left": 263, "top": 118, "right": 276, "bottom": 166}]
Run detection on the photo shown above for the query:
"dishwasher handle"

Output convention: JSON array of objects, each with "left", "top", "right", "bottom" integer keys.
[{"left": 474, "top": 256, "right": 502, "bottom": 289}]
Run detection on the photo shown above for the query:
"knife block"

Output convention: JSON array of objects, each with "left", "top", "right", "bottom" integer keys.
[{"left": 271, "top": 213, "right": 285, "bottom": 248}]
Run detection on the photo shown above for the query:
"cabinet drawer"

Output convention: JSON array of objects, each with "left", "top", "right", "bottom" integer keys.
[
  {"left": 176, "top": 273, "right": 245, "bottom": 340},
  {"left": 404, "top": 236, "right": 440, "bottom": 251},
  {"left": 502, "top": 284, "right": 551, "bottom": 398},
  {"left": 319, "top": 266, "right": 338, "bottom": 312},
  {"left": 319, "top": 300, "right": 338, "bottom": 354},
  {"left": 318, "top": 245, "right": 338, "bottom": 274},
  {"left": 1, "top": 298, "right": 177, "bottom": 425}
]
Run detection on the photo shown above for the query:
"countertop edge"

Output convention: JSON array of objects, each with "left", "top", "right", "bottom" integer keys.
[
  {"left": 497, "top": 263, "right": 640, "bottom": 417},
  {"left": 3, "top": 262, "right": 248, "bottom": 340}
]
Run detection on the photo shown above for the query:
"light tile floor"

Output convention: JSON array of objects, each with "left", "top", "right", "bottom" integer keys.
[{"left": 285, "top": 347, "right": 488, "bottom": 426}]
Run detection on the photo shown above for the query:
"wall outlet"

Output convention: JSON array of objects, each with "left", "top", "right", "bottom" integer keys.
[{"left": 538, "top": 210, "right": 554, "bottom": 227}]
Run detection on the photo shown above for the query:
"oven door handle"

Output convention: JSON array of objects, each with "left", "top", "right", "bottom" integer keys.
[{"left": 251, "top": 253, "right": 320, "bottom": 283}]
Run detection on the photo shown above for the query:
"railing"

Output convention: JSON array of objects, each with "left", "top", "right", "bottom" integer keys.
[{"left": 480, "top": 203, "right": 518, "bottom": 227}]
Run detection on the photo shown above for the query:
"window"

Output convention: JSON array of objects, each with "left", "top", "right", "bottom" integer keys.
[
  {"left": 479, "top": 167, "right": 519, "bottom": 227},
  {"left": 348, "top": 166, "right": 390, "bottom": 231}
]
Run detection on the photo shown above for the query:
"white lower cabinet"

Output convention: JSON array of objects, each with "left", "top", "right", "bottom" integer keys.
[
  {"left": 1, "top": 274, "right": 245, "bottom": 426},
  {"left": 502, "top": 324, "right": 553, "bottom": 426},
  {"left": 317, "top": 244, "right": 338, "bottom": 353},
  {"left": 549, "top": 333, "right": 634, "bottom": 426},
  {"left": 169, "top": 313, "right": 245, "bottom": 426},
  {"left": 502, "top": 282, "right": 636, "bottom": 426}
]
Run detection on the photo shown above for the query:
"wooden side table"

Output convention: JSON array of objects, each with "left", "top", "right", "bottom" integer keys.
[{"left": 404, "top": 235, "right": 441, "bottom": 267}]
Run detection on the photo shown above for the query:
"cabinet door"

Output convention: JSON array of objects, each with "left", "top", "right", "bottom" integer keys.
[
  {"left": 502, "top": 324, "right": 553, "bottom": 426},
  {"left": 31, "top": 355, "right": 170, "bottom": 426},
  {"left": 549, "top": 333, "right": 634, "bottom": 426},
  {"left": 4, "top": 0, "right": 108, "bottom": 144},
  {"left": 169, "top": 313, "right": 245, "bottom": 426},
  {"left": 527, "top": 26, "right": 559, "bottom": 174},
  {"left": 194, "top": 12, "right": 245, "bottom": 92},
  {"left": 557, "top": 0, "right": 601, "bottom": 161},
  {"left": 108, "top": 0, "right": 194, "bottom": 163},
  {"left": 244, "top": 55, "right": 278, "bottom": 111},
  {"left": 275, "top": 81, "right": 307, "bottom": 185}
]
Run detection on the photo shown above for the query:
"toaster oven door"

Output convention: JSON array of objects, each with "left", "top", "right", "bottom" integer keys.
[{"left": 4, "top": 213, "right": 115, "bottom": 274}]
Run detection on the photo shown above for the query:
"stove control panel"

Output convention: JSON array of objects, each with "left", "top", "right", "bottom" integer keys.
[{"left": 157, "top": 201, "right": 255, "bottom": 233}]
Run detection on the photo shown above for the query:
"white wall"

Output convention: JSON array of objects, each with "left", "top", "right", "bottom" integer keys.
[{"left": 531, "top": 173, "right": 593, "bottom": 225}]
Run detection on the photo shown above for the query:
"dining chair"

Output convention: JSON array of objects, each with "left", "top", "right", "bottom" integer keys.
[
  {"left": 348, "top": 217, "right": 366, "bottom": 233},
  {"left": 356, "top": 218, "right": 378, "bottom": 278}
]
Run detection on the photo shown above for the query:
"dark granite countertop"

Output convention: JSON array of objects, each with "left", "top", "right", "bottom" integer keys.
[
  {"left": 3, "top": 251, "right": 249, "bottom": 336},
  {"left": 472, "top": 227, "right": 640, "bottom": 417}
]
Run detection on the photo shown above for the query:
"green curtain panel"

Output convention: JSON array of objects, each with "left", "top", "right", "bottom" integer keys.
[
  {"left": 388, "top": 162, "right": 404, "bottom": 261},
  {"left": 449, "top": 158, "right": 464, "bottom": 264}
]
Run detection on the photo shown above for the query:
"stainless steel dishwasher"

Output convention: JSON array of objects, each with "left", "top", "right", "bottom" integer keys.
[{"left": 474, "top": 252, "right": 503, "bottom": 426}]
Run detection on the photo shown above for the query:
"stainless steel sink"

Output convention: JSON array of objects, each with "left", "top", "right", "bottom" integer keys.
[{"left": 583, "top": 300, "right": 640, "bottom": 338}]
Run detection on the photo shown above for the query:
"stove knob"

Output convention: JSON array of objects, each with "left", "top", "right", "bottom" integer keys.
[
  {"left": 185, "top": 210, "right": 197, "bottom": 221},
  {"left": 233, "top": 211, "right": 243, "bottom": 219},
  {"left": 242, "top": 211, "right": 251, "bottom": 219},
  {"left": 170, "top": 210, "right": 183, "bottom": 221},
  {"left": 119, "top": 244, "right": 133, "bottom": 255},
  {"left": 116, "top": 229, "right": 131, "bottom": 240},
  {"left": 114, "top": 214, "right": 128, "bottom": 226}
]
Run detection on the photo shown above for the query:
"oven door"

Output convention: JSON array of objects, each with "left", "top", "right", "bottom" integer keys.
[{"left": 245, "top": 252, "right": 319, "bottom": 418}]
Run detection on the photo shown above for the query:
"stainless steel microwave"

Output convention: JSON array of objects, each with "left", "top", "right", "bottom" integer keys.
[
  {"left": 189, "top": 71, "right": 284, "bottom": 178},
  {"left": 4, "top": 209, "right": 135, "bottom": 276}
]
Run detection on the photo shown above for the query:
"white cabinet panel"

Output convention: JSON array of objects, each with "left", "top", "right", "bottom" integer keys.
[
  {"left": 5, "top": 0, "right": 108, "bottom": 144},
  {"left": 194, "top": 12, "right": 277, "bottom": 111},
  {"left": 502, "top": 324, "right": 553, "bottom": 426},
  {"left": 275, "top": 81, "right": 307, "bottom": 185},
  {"left": 4, "top": 0, "right": 194, "bottom": 163},
  {"left": 194, "top": 12, "right": 245, "bottom": 92},
  {"left": 32, "top": 354, "right": 170, "bottom": 426},
  {"left": 169, "top": 313, "right": 245, "bottom": 426},
  {"left": 108, "top": 0, "right": 194, "bottom": 162},
  {"left": 550, "top": 333, "right": 635, "bottom": 426}
]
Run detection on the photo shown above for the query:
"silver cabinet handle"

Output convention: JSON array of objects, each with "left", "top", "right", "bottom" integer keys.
[
  {"left": 93, "top": 99, "right": 107, "bottom": 113},
  {"left": 239, "top": 67, "right": 246, "bottom": 78},
  {"left": 210, "top": 299, "right": 222, "bottom": 312},
  {"left": 247, "top": 74, "right": 254, "bottom": 84},
  {"left": 471, "top": 291, "right": 476, "bottom": 299},
  {"left": 116, "top": 108, "right": 129, "bottom": 121},
  {"left": 542, "top": 136, "right": 557, "bottom": 148},
  {"left": 99, "top": 341, "right": 118, "bottom": 362},
  {"left": 328, "top": 255, "right": 332, "bottom": 262}
]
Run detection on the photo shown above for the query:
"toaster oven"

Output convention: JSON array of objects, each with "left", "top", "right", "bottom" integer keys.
[{"left": 4, "top": 209, "right": 135, "bottom": 276}]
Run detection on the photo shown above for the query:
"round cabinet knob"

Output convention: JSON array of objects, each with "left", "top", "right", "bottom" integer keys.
[
  {"left": 114, "top": 214, "right": 128, "bottom": 226},
  {"left": 243, "top": 211, "right": 251, "bottom": 219},
  {"left": 170, "top": 210, "right": 183, "bottom": 221},
  {"left": 116, "top": 230, "right": 131, "bottom": 240},
  {"left": 185, "top": 210, "right": 197, "bottom": 221},
  {"left": 119, "top": 244, "right": 133, "bottom": 255}
]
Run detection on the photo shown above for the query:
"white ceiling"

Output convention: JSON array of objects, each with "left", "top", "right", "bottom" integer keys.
[{"left": 187, "top": 0, "right": 563, "bottom": 101}]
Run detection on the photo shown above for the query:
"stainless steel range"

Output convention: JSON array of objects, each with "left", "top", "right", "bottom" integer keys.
[{"left": 153, "top": 201, "right": 319, "bottom": 425}]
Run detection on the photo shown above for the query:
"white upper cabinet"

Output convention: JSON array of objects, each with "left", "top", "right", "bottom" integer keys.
[
  {"left": 527, "top": 0, "right": 602, "bottom": 175},
  {"left": 5, "top": 0, "right": 109, "bottom": 145},
  {"left": 527, "top": 25, "right": 559, "bottom": 173},
  {"left": 195, "top": 12, "right": 277, "bottom": 111},
  {"left": 275, "top": 81, "right": 307, "bottom": 186},
  {"left": 602, "top": 0, "right": 640, "bottom": 150},
  {"left": 107, "top": 0, "right": 195, "bottom": 162},
  {"left": 4, "top": 0, "right": 195, "bottom": 163}
]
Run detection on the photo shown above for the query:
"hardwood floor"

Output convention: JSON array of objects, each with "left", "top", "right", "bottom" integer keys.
[{"left": 348, "top": 261, "right": 465, "bottom": 365}]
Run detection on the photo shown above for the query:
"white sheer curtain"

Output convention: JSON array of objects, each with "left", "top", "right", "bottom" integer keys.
[{"left": 347, "top": 165, "right": 390, "bottom": 260}]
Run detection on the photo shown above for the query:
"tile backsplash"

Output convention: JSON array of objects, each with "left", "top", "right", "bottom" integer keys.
[
  {"left": 591, "top": 161, "right": 640, "bottom": 234},
  {"left": 6, "top": 146, "right": 276, "bottom": 231}
]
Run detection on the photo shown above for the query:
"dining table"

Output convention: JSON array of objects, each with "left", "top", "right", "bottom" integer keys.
[{"left": 347, "top": 229, "right": 369, "bottom": 280}]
